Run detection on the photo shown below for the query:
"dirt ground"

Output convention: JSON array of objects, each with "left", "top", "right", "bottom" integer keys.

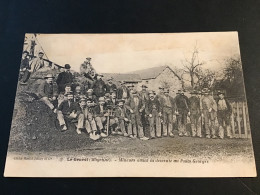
[{"left": 7, "top": 89, "right": 255, "bottom": 163}]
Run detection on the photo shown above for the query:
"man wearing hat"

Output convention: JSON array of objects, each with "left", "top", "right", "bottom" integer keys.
[
  {"left": 38, "top": 74, "right": 58, "bottom": 113},
  {"left": 19, "top": 51, "right": 31, "bottom": 83},
  {"left": 200, "top": 88, "right": 218, "bottom": 138},
  {"left": 56, "top": 64, "right": 73, "bottom": 93},
  {"left": 105, "top": 77, "right": 117, "bottom": 94},
  {"left": 146, "top": 91, "right": 162, "bottom": 138},
  {"left": 29, "top": 51, "right": 45, "bottom": 73},
  {"left": 125, "top": 90, "right": 149, "bottom": 140},
  {"left": 92, "top": 74, "right": 106, "bottom": 98},
  {"left": 57, "top": 92, "right": 79, "bottom": 131},
  {"left": 175, "top": 89, "right": 190, "bottom": 136},
  {"left": 189, "top": 90, "right": 201, "bottom": 137},
  {"left": 117, "top": 81, "right": 130, "bottom": 100},
  {"left": 161, "top": 89, "right": 175, "bottom": 137},
  {"left": 86, "top": 88, "right": 98, "bottom": 105},
  {"left": 114, "top": 99, "right": 130, "bottom": 137},
  {"left": 216, "top": 91, "right": 233, "bottom": 139}
]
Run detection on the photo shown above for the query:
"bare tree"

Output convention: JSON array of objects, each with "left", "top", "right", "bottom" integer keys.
[{"left": 181, "top": 43, "right": 204, "bottom": 89}]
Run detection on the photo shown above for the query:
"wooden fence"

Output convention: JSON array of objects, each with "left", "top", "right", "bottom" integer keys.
[{"left": 229, "top": 101, "right": 251, "bottom": 138}]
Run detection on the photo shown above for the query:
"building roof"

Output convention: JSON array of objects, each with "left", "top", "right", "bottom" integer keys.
[
  {"left": 129, "top": 65, "right": 181, "bottom": 80},
  {"left": 101, "top": 73, "right": 142, "bottom": 82}
]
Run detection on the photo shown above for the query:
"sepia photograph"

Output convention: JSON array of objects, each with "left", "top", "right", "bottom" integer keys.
[{"left": 4, "top": 32, "right": 256, "bottom": 177}]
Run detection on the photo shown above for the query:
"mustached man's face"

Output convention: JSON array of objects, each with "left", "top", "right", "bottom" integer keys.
[
  {"left": 65, "top": 87, "right": 71, "bottom": 92},
  {"left": 80, "top": 101, "right": 86, "bottom": 107},
  {"left": 219, "top": 94, "right": 224, "bottom": 99},
  {"left": 22, "top": 53, "right": 28, "bottom": 59},
  {"left": 46, "top": 78, "right": 53, "bottom": 84},
  {"left": 67, "top": 95, "right": 74, "bottom": 101},
  {"left": 119, "top": 103, "right": 124, "bottom": 108},
  {"left": 39, "top": 53, "right": 44, "bottom": 58},
  {"left": 149, "top": 95, "right": 154, "bottom": 100},
  {"left": 86, "top": 101, "right": 92, "bottom": 107}
]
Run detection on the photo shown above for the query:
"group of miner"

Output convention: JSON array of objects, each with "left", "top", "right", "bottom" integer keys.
[{"left": 20, "top": 52, "right": 233, "bottom": 141}]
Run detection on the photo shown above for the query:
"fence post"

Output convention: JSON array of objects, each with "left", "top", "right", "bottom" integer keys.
[
  {"left": 236, "top": 102, "right": 241, "bottom": 138},
  {"left": 242, "top": 102, "right": 248, "bottom": 138},
  {"left": 231, "top": 102, "right": 236, "bottom": 138}
]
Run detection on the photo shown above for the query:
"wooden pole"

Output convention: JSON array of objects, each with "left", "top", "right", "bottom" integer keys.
[
  {"left": 231, "top": 102, "right": 236, "bottom": 138},
  {"left": 237, "top": 102, "right": 241, "bottom": 138},
  {"left": 242, "top": 102, "right": 248, "bottom": 138}
]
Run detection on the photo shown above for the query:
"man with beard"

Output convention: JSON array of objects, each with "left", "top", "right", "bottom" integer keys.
[
  {"left": 146, "top": 91, "right": 162, "bottom": 138},
  {"left": 161, "top": 89, "right": 175, "bottom": 137},
  {"left": 92, "top": 74, "right": 106, "bottom": 98},
  {"left": 175, "top": 89, "right": 190, "bottom": 137},
  {"left": 114, "top": 99, "right": 130, "bottom": 137},
  {"left": 125, "top": 90, "right": 149, "bottom": 140},
  {"left": 56, "top": 64, "right": 74, "bottom": 93},
  {"left": 86, "top": 89, "right": 98, "bottom": 105},
  {"left": 57, "top": 92, "right": 78, "bottom": 131},
  {"left": 105, "top": 77, "right": 117, "bottom": 94},
  {"left": 38, "top": 74, "right": 58, "bottom": 113},
  {"left": 74, "top": 85, "right": 84, "bottom": 102}
]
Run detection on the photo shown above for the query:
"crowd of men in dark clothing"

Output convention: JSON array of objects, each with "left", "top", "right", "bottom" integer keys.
[{"left": 20, "top": 54, "right": 234, "bottom": 141}]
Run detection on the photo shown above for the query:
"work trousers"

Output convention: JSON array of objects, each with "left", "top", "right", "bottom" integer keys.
[
  {"left": 190, "top": 113, "right": 201, "bottom": 137},
  {"left": 162, "top": 107, "right": 173, "bottom": 136},
  {"left": 128, "top": 113, "right": 144, "bottom": 138},
  {"left": 202, "top": 109, "right": 216, "bottom": 136},
  {"left": 148, "top": 109, "right": 161, "bottom": 137},
  {"left": 217, "top": 110, "right": 232, "bottom": 138}
]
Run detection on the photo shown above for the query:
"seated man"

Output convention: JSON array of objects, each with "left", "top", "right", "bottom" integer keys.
[
  {"left": 56, "top": 92, "right": 78, "bottom": 131},
  {"left": 74, "top": 85, "right": 84, "bottom": 102},
  {"left": 86, "top": 89, "right": 98, "bottom": 105},
  {"left": 76, "top": 98, "right": 100, "bottom": 140},
  {"left": 38, "top": 74, "right": 58, "bottom": 113},
  {"left": 114, "top": 99, "right": 130, "bottom": 137}
]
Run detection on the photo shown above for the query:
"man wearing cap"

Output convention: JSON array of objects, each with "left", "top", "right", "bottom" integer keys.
[
  {"left": 19, "top": 51, "right": 31, "bottom": 83},
  {"left": 216, "top": 91, "right": 233, "bottom": 139},
  {"left": 92, "top": 74, "right": 106, "bottom": 98},
  {"left": 105, "top": 77, "right": 117, "bottom": 94},
  {"left": 146, "top": 91, "right": 162, "bottom": 138},
  {"left": 161, "top": 89, "right": 175, "bottom": 137},
  {"left": 200, "top": 88, "right": 218, "bottom": 138},
  {"left": 29, "top": 51, "right": 45, "bottom": 73},
  {"left": 114, "top": 99, "right": 130, "bottom": 137},
  {"left": 117, "top": 81, "right": 130, "bottom": 100},
  {"left": 56, "top": 64, "right": 74, "bottom": 93},
  {"left": 38, "top": 74, "right": 58, "bottom": 113},
  {"left": 189, "top": 90, "right": 201, "bottom": 137},
  {"left": 175, "top": 89, "right": 190, "bottom": 136},
  {"left": 125, "top": 90, "right": 149, "bottom": 140},
  {"left": 57, "top": 92, "right": 79, "bottom": 131}
]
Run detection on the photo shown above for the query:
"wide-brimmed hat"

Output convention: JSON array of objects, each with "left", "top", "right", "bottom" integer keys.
[
  {"left": 190, "top": 90, "right": 198, "bottom": 94},
  {"left": 117, "top": 99, "right": 125, "bottom": 104},
  {"left": 44, "top": 74, "right": 55, "bottom": 79},
  {"left": 86, "top": 57, "right": 92, "bottom": 60},
  {"left": 98, "top": 97, "right": 105, "bottom": 102},
  {"left": 217, "top": 90, "right": 225, "bottom": 95},
  {"left": 64, "top": 64, "right": 71, "bottom": 69},
  {"left": 87, "top": 89, "right": 93, "bottom": 93},
  {"left": 159, "top": 87, "right": 164, "bottom": 90}
]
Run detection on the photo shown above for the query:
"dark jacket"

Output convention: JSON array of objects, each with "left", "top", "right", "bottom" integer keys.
[
  {"left": 56, "top": 71, "right": 73, "bottom": 92},
  {"left": 92, "top": 79, "right": 106, "bottom": 97},
  {"left": 175, "top": 94, "right": 189, "bottom": 112},
  {"left": 38, "top": 81, "right": 58, "bottom": 98},
  {"left": 188, "top": 96, "right": 200, "bottom": 114},
  {"left": 146, "top": 98, "right": 161, "bottom": 115},
  {"left": 58, "top": 100, "right": 79, "bottom": 115},
  {"left": 117, "top": 86, "right": 130, "bottom": 99},
  {"left": 93, "top": 103, "right": 108, "bottom": 117},
  {"left": 105, "top": 83, "right": 117, "bottom": 93},
  {"left": 125, "top": 96, "right": 145, "bottom": 114},
  {"left": 20, "top": 58, "right": 30, "bottom": 70}
]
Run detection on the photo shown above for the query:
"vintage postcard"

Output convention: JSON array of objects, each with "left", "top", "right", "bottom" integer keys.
[{"left": 4, "top": 32, "right": 256, "bottom": 177}]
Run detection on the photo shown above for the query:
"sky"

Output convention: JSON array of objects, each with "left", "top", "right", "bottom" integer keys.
[{"left": 33, "top": 32, "right": 241, "bottom": 73}]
